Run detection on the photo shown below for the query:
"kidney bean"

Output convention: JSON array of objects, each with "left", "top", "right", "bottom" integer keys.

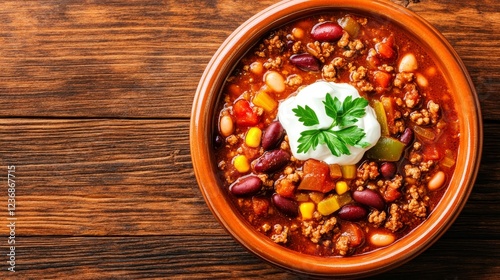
[
  {"left": 338, "top": 204, "right": 368, "bottom": 221},
  {"left": 214, "top": 134, "right": 224, "bottom": 150},
  {"left": 229, "top": 175, "right": 262, "bottom": 197},
  {"left": 253, "top": 149, "right": 290, "bottom": 173},
  {"left": 261, "top": 121, "right": 285, "bottom": 150},
  {"left": 380, "top": 162, "right": 397, "bottom": 179},
  {"left": 352, "top": 189, "right": 385, "bottom": 210},
  {"left": 289, "top": 53, "right": 321, "bottom": 72},
  {"left": 310, "top": 21, "right": 343, "bottom": 42},
  {"left": 272, "top": 193, "right": 298, "bottom": 217},
  {"left": 399, "top": 127, "right": 414, "bottom": 145}
]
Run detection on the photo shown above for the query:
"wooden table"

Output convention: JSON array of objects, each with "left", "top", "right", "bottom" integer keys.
[{"left": 0, "top": 0, "right": 498, "bottom": 279}]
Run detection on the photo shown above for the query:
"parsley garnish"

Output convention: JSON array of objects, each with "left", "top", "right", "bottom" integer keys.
[{"left": 292, "top": 94, "right": 370, "bottom": 157}]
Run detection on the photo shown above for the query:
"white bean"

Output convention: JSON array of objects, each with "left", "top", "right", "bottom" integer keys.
[
  {"left": 292, "top": 27, "right": 305, "bottom": 39},
  {"left": 250, "top": 61, "right": 264, "bottom": 75},
  {"left": 398, "top": 53, "right": 418, "bottom": 73},
  {"left": 369, "top": 232, "right": 395, "bottom": 247},
  {"left": 264, "top": 71, "right": 286, "bottom": 93},
  {"left": 416, "top": 73, "right": 428, "bottom": 88},
  {"left": 219, "top": 115, "right": 234, "bottom": 137},
  {"left": 428, "top": 171, "right": 446, "bottom": 191}
]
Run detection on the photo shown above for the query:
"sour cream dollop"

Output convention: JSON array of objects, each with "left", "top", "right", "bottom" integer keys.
[{"left": 277, "top": 81, "right": 381, "bottom": 165}]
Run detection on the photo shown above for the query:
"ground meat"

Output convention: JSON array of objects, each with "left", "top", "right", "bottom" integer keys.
[
  {"left": 343, "top": 39, "right": 365, "bottom": 57},
  {"left": 322, "top": 63, "right": 337, "bottom": 81},
  {"left": 306, "top": 41, "right": 334, "bottom": 63},
  {"left": 378, "top": 174, "right": 404, "bottom": 202},
  {"left": 405, "top": 164, "right": 421, "bottom": 180},
  {"left": 261, "top": 223, "right": 271, "bottom": 233},
  {"left": 410, "top": 101, "right": 441, "bottom": 125},
  {"left": 403, "top": 84, "right": 421, "bottom": 108},
  {"left": 337, "top": 31, "right": 350, "bottom": 48},
  {"left": 355, "top": 161, "right": 380, "bottom": 187},
  {"left": 291, "top": 41, "right": 302, "bottom": 54},
  {"left": 356, "top": 79, "right": 375, "bottom": 92},
  {"left": 335, "top": 235, "right": 350, "bottom": 256},
  {"left": 393, "top": 72, "right": 415, "bottom": 88},
  {"left": 320, "top": 42, "right": 335, "bottom": 59},
  {"left": 368, "top": 210, "right": 387, "bottom": 227},
  {"left": 384, "top": 204, "right": 404, "bottom": 232},
  {"left": 271, "top": 224, "right": 289, "bottom": 244},
  {"left": 404, "top": 185, "right": 428, "bottom": 218},
  {"left": 285, "top": 74, "right": 303, "bottom": 87},
  {"left": 410, "top": 110, "right": 429, "bottom": 125},
  {"left": 322, "top": 57, "right": 347, "bottom": 81},
  {"left": 257, "top": 174, "right": 274, "bottom": 188},
  {"left": 267, "top": 33, "right": 286, "bottom": 53},
  {"left": 254, "top": 31, "right": 286, "bottom": 57},
  {"left": 350, "top": 66, "right": 368, "bottom": 82},
  {"left": 378, "top": 64, "right": 394, "bottom": 72},
  {"left": 391, "top": 118, "right": 406, "bottom": 134},
  {"left": 301, "top": 216, "right": 338, "bottom": 244},
  {"left": 263, "top": 56, "right": 283, "bottom": 70},
  {"left": 419, "top": 160, "right": 435, "bottom": 172},
  {"left": 407, "top": 198, "right": 427, "bottom": 218},
  {"left": 226, "top": 135, "right": 238, "bottom": 145}
]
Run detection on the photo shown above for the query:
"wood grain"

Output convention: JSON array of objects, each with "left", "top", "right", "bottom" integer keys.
[
  {"left": 0, "top": 0, "right": 498, "bottom": 119},
  {"left": 0, "top": 0, "right": 497, "bottom": 279}
]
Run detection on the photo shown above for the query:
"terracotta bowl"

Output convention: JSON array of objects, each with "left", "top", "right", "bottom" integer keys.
[{"left": 190, "top": 0, "right": 482, "bottom": 277}]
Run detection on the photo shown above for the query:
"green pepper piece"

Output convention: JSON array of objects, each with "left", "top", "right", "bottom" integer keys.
[
  {"left": 366, "top": 136, "right": 406, "bottom": 162},
  {"left": 372, "top": 100, "right": 390, "bottom": 136}
]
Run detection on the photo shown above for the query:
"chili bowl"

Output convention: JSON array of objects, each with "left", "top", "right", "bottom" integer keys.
[{"left": 190, "top": 0, "right": 482, "bottom": 277}]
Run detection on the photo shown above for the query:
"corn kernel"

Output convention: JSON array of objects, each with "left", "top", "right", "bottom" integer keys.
[
  {"left": 245, "top": 127, "right": 262, "bottom": 148},
  {"left": 299, "top": 202, "right": 315, "bottom": 220},
  {"left": 233, "top": 155, "right": 250, "bottom": 173},
  {"left": 335, "top": 181, "right": 349, "bottom": 195}
]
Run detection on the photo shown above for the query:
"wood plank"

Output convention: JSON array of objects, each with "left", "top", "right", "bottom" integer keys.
[
  {"left": 0, "top": 0, "right": 280, "bottom": 119},
  {"left": 0, "top": 119, "right": 498, "bottom": 238},
  {"left": 0, "top": 235, "right": 497, "bottom": 279},
  {"left": 0, "top": 118, "right": 225, "bottom": 236},
  {"left": 0, "top": 0, "right": 497, "bottom": 119}
]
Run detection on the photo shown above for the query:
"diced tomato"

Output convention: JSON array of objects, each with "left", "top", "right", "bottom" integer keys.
[
  {"left": 372, "top": 71, "right": 392, "bottom": 89},
  {"left": 383, "top": 186, "right": 401, "bottom": 202},
  {"left": 298, "top": 159, "right": 336, "bottom": 193},
  {"left": 375, "top": 36, "right": 396, "bottom": 60},
  {"left": 367, "top": 51, "right": 381, "bottom": 68},
  {"left": 422, "top": 144, "right": 441, "bottom": 161},
  {"left": 340, "top": 222, "right": 365, "bottom": 247},
  {"left": 233, "top": 99, "right": 260, "bottom": 127}
]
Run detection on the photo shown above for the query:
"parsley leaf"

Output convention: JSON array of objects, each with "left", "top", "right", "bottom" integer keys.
[
  {"left": 293, "top": 93, "right": 369, "bottom": 157},
  {"left": 292, "top": 105, "right": 319, "bottom": 126},
  {"left": 322, "top": 130, "right": 351, "bottom": 156},
  {"left": 323, "top": 94, "right": 341, "bottom": 124},
  {"left": 296, "top": 129, "right": 322, "bottom": 154},
  {"left": 338, "top": 95, "right": 369, "bottom": 127}
]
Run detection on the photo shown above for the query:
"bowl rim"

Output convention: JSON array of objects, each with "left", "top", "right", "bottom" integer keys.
[{"left": 190, "top": 0, "right": 482, "bottom": 277}]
